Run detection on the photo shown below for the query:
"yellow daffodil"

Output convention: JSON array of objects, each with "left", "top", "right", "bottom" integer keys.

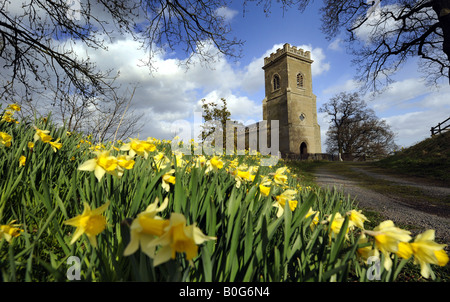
[
  {"left": 206, "top": 156, "right": 224, "bottom": 173},
  {"left": 64, "top": 201, "right": 110, "bottom": 248},
  {"left": 233, "top": 169, "right": 254, "bottom": 188},
  {"left": 0, "top": 131, "right": 12, "bottom": 147},
  {"left": 34, "top": 127, "right": 52, "bottom": 143},
  {"left": 396, "top": 241, "right": 413, "bottom": 260},
  {"left": 195, "top": 155, "right": 207, "bottom": 168},
  {"left": 49, "top": 138, "right": 63, "bottom": 152},
  {"left": 327, "top": 212, "right": 349, "bottom": 240},
  {"left": 347, "top": 209, "right": 369, "bottom": 230},
  {"left": 123, "top": 197, "right": 169, "bottom": 257},
  {"left": 153, "top": 152, "right": 171, "bottom": 171},
  {"left": 0, "top": 220, "right": 24, "bottom": 243},
  {"left": 259, "top": 184, "right": 271, "bottom": 197},
  {"left": 78, "top": 150, "right": 119, "bottom": 181},
  {"left": 408, "top": 230, "right": 449, "bottom": 278},
  {"left": 356, "top": 233, "right": 380, "bottom": 263},
  {"left": 272, "top": 167, "right": 288, "bottom": 186},
  {"left": 274, "top": 189, "right": 298, "bottom": 217},
  {"left": 6, "top": 103, "right": 21, "bottom": 111},
  {"left": 19, "top": 155, "right": 26, "bottom": 167},
  {"left": 120, "top": 138, "right": 156, "bottom": 159},
  {"left": 117, "top": 155, "right": 135, "bottom": 170},
  {"left": 306, "top": 207, "right": 320, "bottom": 230},
  {"left": 173, "top": 151, "right": 187, "bottom": 168},
  {"left": 27, "top": 141, "right": 34, "bottom": 150},
  {"left": 148, "top": 213, "right": 216, "bottom": 266},
  {"left": 1, "top": 111, "right": 16, "bottom": 123},
  {"left": 364, "top": 220, "right": 412, "bottom": 271},
  {"left": 162, "top": 169, "right": 176, "bottom": 192}
]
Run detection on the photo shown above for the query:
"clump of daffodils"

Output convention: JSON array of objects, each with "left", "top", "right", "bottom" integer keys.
[
  {"left": 124, "top": 198, "right": 216, "bottom": 266},
  {"left": 33, "top": 127, "right": 63, "bottom": 152},
  {"left": 359, "top": 220, "right": 449, "bottom": 278},
  {"left": 78, "top": 150, "right": 135, "bottom": 181},
  {"left": 0, "top": 131, "right": 12, "bottom": 147}
]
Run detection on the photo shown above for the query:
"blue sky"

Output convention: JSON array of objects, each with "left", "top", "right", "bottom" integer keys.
[{"left": 9, "top": 0, "right": 448, "bottom": 151}]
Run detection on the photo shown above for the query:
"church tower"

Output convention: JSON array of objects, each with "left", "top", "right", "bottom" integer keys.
[{"left": 262, "top": 43, "right": 322, "bottom": 157}]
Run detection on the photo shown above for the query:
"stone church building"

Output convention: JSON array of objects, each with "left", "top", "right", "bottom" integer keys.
[{"left": 242, "top": 43, "right": 323, "bottom": 159}]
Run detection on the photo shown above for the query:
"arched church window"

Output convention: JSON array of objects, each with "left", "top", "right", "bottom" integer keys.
[
  {"left": 273, "top": 74, "right": 280, "bottom": 90},
  {"left": 297, "top": 73, "right": 304, "bottom": 88}
]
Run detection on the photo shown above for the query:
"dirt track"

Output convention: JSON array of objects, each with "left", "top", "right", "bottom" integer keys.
[{"left": 314, "top": 164, "right": 450, "bottom": 245}]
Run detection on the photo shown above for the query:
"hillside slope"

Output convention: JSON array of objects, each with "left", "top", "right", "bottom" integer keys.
[{"left": 374, "top": 130, "right": 450, "bottom": 184}]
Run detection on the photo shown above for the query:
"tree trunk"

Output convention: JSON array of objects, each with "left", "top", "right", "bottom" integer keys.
[{"left": 433, "top": 0, "right": 450, "bottom": 82}]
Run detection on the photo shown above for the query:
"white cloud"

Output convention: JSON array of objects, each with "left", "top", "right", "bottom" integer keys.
[
  {"left": 215, "top": 6, "right": 239, "bottom": 21},
  {"left": 200, "top": 89, "right": 261, "bottom": 123},
  {"left": 328, "top": 38, "right": 343, "bottom": 51},
  {"left": 382, "top": 109, "right": 449, "bottom": 148}
]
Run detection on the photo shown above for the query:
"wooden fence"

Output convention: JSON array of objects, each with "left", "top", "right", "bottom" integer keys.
[{"left": 431, "top": 117, "right": 450, "bottom": 136}]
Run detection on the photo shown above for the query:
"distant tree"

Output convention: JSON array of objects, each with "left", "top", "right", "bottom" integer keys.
[
  {"left": 245, "top": 0, "right": 450, "bottom": 90},
  {"left": 320, "top": 92, "right": 398, "bottom": 160},
  {"left": 200, "top": 98, "right": 232, "bottom": 148}
]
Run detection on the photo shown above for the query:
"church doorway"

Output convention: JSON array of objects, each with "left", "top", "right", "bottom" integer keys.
[{"left": 300, "top": 142, "right": 308, "bottom": 160}]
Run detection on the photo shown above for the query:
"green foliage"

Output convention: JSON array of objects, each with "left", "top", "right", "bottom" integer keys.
[
  {"left": 375, "top": 131, "right": 450, "bottom": 183},
  {"left": 0, "top": 112, "right": 447, "bottom": 282}
]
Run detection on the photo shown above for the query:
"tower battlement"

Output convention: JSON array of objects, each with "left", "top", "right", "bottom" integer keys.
[{"left": 263, "top": 43, "right": 312, "bottom": 66}]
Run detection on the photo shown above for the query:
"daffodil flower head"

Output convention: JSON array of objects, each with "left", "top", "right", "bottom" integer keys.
[
  {"left": 408, "top": 229, "right": 449, "bottom": 278},
  {"left": 305, "top": 207, "right": 320, "bottom": 230},
  {"left": 161, "top": 169, "right": 176, "bottom": 192},
  {"left": 327, "top": 212, "right": 349, "bottom": 240},
  {"left": 123, "top": 197, "right": 169, "bottom": 257},
  {"left": 6, "top": 103, "right": 21, "bottom": 111},
  {"left": 0, "top": 220, "right": 24, "bottom": 243},
  {"left": 274, "top": 189, "right": 298, "bottom": 217},
  {"left": 49, "top": 138, "right": 63, "bottom": 152},
  {"left": 195, "top": 155, "right": 207, "bottom": 168},
  {"left": 64, "top": 201, "right": 110, "bottom": 248},
  {"left": 347, "top": 209, "right": 369, "bottom": 230},
  {"left": 153, "top": 152, "right": 171, "bottom": 171},
  {"left": 19, "top": 155, "right": 26, "bottom": 167},
  {"left": 272, "top": 166, "right": 288, "bottom": 186},
  {"left": 0, "top": 131, "right": 13, "bottom": 147},
  {"left": 364, "top": 220, "right": 412, "bottom": 271},
  {"left": 356, "top": 233, "right": 380, "bottom": 263},
  {"left": 206, "top": 156, "right": 224, "bottom": 173},
  {"left": 33, "top": 127, "right": 52, "bottom": 143},
  {"left": 117, "top": 154, "right": 135, "bottom": 170},
  {"left": 148, "top": 213, "right": 216, "bottom": 266},
  {"left": 121, "top": 138, "right": 156, "bottom": 159},
  {"left": 78, "top": 150, "right": 120, "bottom": 181},
  {"left": 259, "top": 184, "right": 271, "bottom": 197},
  {"left": 233, "top": 169, "right": 254, "bottom": 188}
]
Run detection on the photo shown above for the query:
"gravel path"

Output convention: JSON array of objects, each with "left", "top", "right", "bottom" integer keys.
[{"left": 314, "top": 165, "right": 450, "bottom": 245}]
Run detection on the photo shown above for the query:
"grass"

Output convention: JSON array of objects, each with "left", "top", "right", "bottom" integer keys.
[
  {"left": 316, "top": 161, "right": 449, "bottom": 207},
  {"left": 374, "top": 131, "right": 450, "bottom": 185}
]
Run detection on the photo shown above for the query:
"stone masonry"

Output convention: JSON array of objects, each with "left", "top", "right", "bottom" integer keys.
[{"left": 243, "top": 43, "right": 322, "bottom": 158}]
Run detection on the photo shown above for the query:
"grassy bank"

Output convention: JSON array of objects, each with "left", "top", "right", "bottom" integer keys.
[{"left": 374, "top": 131, "right": 450, "bottom": 185}]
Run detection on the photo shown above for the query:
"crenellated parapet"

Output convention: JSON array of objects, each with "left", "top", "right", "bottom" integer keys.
[{"left": 263, "top": 43, "right": 313, "bottom": 66}]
